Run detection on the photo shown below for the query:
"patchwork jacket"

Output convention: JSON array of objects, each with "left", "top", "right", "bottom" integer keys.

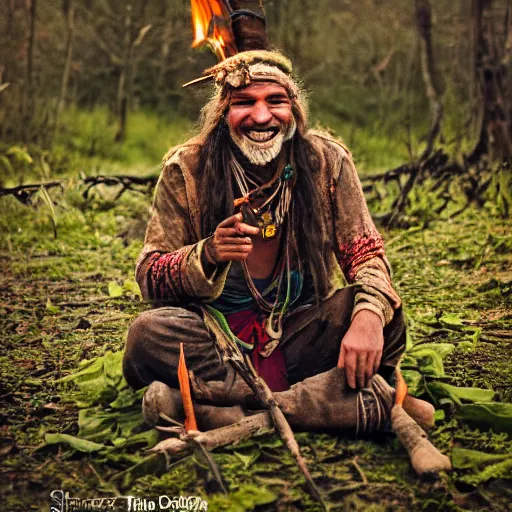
[{"left": 136, "top": 132, "right": 401, "bottom": 326}]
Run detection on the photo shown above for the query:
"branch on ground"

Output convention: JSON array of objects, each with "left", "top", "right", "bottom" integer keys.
[{"left": 0, "top": 174, "right": 158, "bottom": 205}]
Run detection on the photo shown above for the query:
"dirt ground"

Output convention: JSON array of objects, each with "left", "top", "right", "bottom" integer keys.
[{"left": 1, "top": 189, "right": 511, "bottom": 511}]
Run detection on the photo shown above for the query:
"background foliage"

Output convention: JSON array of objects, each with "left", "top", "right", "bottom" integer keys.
[
  {"left": 1, "top": 0, "right": 510, "bottom": 172},
  {"left": 1, "top": 1, "right": 511, "bottom": 511}
]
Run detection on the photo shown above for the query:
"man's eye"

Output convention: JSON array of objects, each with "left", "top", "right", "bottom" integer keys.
[
  {"left": 231, "top": 100, "right": 253, "bottom": 106},
  {"left": 268, "top": 99, "right": 289, "bottom": 105}
]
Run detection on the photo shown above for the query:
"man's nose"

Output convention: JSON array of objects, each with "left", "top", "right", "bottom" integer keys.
[{"left": 250, "top": 101, "right": 272, "bottom": 125}]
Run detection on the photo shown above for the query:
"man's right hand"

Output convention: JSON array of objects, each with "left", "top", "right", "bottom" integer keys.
[{"left": 204, "top": 212, "right": 260, "bottom": 264}]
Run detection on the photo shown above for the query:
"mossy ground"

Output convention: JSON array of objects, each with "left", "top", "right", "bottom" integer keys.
[{"left": 0, "top": 177, "right": 511, "bottom": 511}]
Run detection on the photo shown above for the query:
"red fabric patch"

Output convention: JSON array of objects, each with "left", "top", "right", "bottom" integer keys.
[
  {"left": 338, "top": 235, "right": 385, "bottom": 282},
  {"left": 225, "top": 310, "right": 290, "bottom": 392},
  {"left": 148, "top": 249, "right": 187, "bottom": 300}
]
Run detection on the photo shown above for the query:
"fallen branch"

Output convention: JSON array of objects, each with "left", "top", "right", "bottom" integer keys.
[
  {"left": 245, "top": 356, "right": 325, "bottom": 505},
  {"left": 151, "top": 412, "right": 273, "bottom": 455},
  {"left": 81, "top": 174, "right": 158, "bottom": 200},
  {"left": 0, "top": 174, "right": 158, "bottom": 205},
  {"left": 0, "top": 181, "right": 64, "bottom": 203}
]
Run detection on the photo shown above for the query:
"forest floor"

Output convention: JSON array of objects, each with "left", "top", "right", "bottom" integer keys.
[{"left": 0, "top": 180, "right": 511, "bottom": 512}]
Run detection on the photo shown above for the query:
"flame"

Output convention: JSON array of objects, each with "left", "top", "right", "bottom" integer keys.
[{"left": 190, "top": 0, "right": 237, "bottom": 61}]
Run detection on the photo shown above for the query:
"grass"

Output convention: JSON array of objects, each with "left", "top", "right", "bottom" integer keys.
[
  {"left": 0, "top": 171, "right": 511, "bottom": 510},
  {"left": 0, "top": 108, "right": 195, "bottom": 187},
  {"left": 56, "top": 107, "right": 195, "bottom": 169},
  {"left": 0, "top": 108, "right": 511, "bottom": 510}
]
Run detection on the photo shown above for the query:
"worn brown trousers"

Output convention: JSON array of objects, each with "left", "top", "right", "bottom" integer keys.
[{"left": 123, "top": 287, "right": 405, "bottom": 392}]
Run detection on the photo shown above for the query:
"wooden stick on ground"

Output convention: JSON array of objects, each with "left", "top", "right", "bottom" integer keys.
[
  {"left": 243, "top": 356, "right": 325, "bottom": 506},
  {"left": 151, "top": 412, "right": 273, "bottom": 455}
]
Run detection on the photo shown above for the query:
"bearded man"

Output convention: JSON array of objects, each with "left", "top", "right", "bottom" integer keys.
[{"left": 122, "top": 49, "right": 434, "bottom": 434}]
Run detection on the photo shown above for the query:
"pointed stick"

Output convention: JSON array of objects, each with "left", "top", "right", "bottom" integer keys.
[
  {"left": 152, "top": 412, "right": 273, "bottom": 454},
  {"left": 243, "top": 355, "right": 326, "bottom": 508},
  {"left": 182, "top": 74, "right": 214, "bottom": 88},
  {"left": 178, "top": 343, "right": 198, "bottom": 431},
  {"left": 201, "top": 307, "right": 327, "bottom": 509}
]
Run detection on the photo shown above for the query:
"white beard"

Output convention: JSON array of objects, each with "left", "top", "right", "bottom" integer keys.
[{"left": 229, "top": 119, "right": 297, "bottom": 166}]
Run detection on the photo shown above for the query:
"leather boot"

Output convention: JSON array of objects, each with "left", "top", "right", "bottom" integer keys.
[
  {"left": 272, "top": 367, "right": 395, "bottom": 433},
  {"left": 191, "top": 367, "right": 434, "bottom": 432},
  {"left": 142, "top": 381, "right": 248, "bottom": 431}
]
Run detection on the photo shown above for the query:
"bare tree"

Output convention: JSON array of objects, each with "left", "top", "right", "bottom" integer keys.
[
  {"left": 52, "top": 0, "right": 76, "bottom": 143},
  {"left": 469, "top": 0, "right": 512, "bottom": 162},
  {"left": 415, "top": 0, "right": 443, "bottom": 157},
  {"left": 22, "top": 0, "right": 37, "bottom": 138},
  {"left": 115, "top": 1, "right": 151, "bottom": 142}
]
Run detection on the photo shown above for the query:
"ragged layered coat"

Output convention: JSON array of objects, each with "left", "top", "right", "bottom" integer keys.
[{"left": 135, "top": 131, "right": 401, "bottom": 328}]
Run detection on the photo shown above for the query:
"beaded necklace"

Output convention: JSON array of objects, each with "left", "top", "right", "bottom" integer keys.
[
  {"left": 230, "top": 151, "right": 296, "bottom": 341},
  {"left": 230, "top": 150, "right": 294, "bottom": 240}
]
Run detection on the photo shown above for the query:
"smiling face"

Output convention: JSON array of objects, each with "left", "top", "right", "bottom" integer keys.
[{"left": 226, "top": 82, "right": 296, "bottom": 166}]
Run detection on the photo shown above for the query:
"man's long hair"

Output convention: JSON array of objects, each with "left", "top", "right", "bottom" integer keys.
[{"left": 196, "top": 87, "right": 331, "bottom": 298}]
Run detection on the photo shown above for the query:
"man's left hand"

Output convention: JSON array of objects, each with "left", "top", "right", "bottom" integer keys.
[{"left": 337, "top": 309, "right": 384, "bottom": 389}]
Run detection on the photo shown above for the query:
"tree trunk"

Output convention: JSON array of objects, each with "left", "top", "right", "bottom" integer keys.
[
  {"left": 157, "top": 3, "right": 173, "bottom": 112},
  {"left": 2, "top": 0, "right": 14, "bottom": 84},
  {"left": 115, "top": 4, "right": 133, "bottom": 143},
  {"left": 22, "top": 0, "right": 37, "bottom": 140},
  {"left": 115, "top": 0, "right": 149, "bottom": 143},
  {"left": 0, "top": 1, "right": 14, "bottom": 139},
  {"left": 52, "top": 0, "right": 75, "bottom": 143},
  {"left": 415, "top": 0, "right": 443, "bottom": 159},
  {"left": 469, "top": 0, "right": 512, "bottom": 163}
]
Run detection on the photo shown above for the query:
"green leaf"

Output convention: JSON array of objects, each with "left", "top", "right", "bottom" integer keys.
[
  {"left": 439, "top": 313, "right": 464, "bottom": 329},
  {"left": 109, "top": 388, "right": 137, "bottom": 409},
  {"left": 234, "top": 449, "right": 260, "bottom": 469},
  {"left": 452, "top": 448, "right": 510, "bottom": 469},
  {"left": 428, "top": 382, "right": 494, "bottom": 406},
  {"left": 45, "top": 433, "right": 104, "bottom": 452},
  {"left": 468, "top": 327, "right": 482, "bottom": 346},
  {"left": 408, "top": 347, "right": 446, "bottom": 378},
  {"left": 434, "top": 409, "right": 445, "bottom": 422},
  {"left": 37, "top": 186, "right": 58, "bottom": 237},
  {"left": 78, "top": 407, "right": 116, "bottom": 441},
  {"left": 57, "top": 351, "right": 125, "bottom": 406},
  {"left": 458, "top": 341, "right": 475, "bottom": 352},
  {"left": 402, "top": 369, "right": 424, "bottom": 396},
  {"left": 412, "top": 342, "right": 455, "bottom": 359},
  {"left": 45, "top": 298, "right": 59, "bottom": 314},
  {"left": 460, "top": 458, "right": 512, "bottom": 486},
  {"left": 108, "top": 281, "right": 124, "bottom": 298},
  {"left": 123, "top": 279, "right": 141, "bottom": 297},
  {"left": 0, "top": 155, "right": 14, "bottom": 177},
  {"left": 122, "top": 429, "right": 158, "bottom": 449},
  {"left": 207, "top": 483, "right": 277, "bottom": 511},
  {"left": 7, "top": 145, "right": 33, "bottom": 165},
  {"left": 103, "top": 350, "right": 124, "bottom": 389},
  {"left": 458, "top": 402, "right": 512, "bottom": 434}
]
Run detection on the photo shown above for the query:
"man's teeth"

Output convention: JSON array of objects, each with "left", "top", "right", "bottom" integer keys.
[{"left": 247, "top": 130, "right": 276, "bottom": 142}]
